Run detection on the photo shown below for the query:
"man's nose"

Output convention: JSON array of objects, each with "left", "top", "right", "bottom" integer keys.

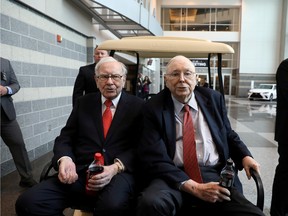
[
  {"left": 106, "top": 76, "right": 114, "bottom": 83},
  {"left": 179, "top": 73, "right": 185, "bottom": 81}
]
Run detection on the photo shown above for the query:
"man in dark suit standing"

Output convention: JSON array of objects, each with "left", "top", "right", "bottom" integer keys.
[
  {"left": 270, "top": 59, "right": 288, "bottom": 216},
  {"left": 0, "top": 57, "right": 37, "bottom": 188},
  {"left": 72, "top": 45, "right": 109, "bottom": 106},
  {"left": 16, "top": 57, "right": 144, "bottom": 216},
  {"left": 136, "top": 55, "right": 264, "bottom": 216}
]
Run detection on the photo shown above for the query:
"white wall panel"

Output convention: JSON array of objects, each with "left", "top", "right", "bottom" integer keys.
[{"left": 239, "top": 0, "right": 282, "bottom": 74}]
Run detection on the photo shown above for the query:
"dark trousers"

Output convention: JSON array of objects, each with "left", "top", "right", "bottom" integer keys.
[
  {"left": 15, "top": 171, "right": 136, "bottom": 216},
  {"left": 271, "top": 141, "right": 288, "bottom": 216},
  {"left": 1, "top": 111, "right": 33, "bottom": 181},
  {"left": 136, "top": 178, "right": 264, "bottom": 216}
]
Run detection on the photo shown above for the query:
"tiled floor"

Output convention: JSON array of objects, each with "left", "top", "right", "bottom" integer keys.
[
  {"left": 226, "top": 97, "right": 278, "bottom": 216},
  {"left": 0, "top": 151, "right": 75, "bottom": 216},
  {"left": 0, "top": 97, "right": 278, "bottom": 216}
]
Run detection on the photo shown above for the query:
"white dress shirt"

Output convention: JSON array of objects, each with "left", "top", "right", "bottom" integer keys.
[{"left": 172, "top": 93, "right": 219, "bottom": 167}]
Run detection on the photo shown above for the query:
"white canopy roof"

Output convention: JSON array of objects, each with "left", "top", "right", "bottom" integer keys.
[{"left": 97, "top": 36, "right": 234, "bottom": 58}]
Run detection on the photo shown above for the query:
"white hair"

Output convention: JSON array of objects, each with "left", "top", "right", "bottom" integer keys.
[{"left": 95, "top": 56, "right": 127, "bottom": 75}]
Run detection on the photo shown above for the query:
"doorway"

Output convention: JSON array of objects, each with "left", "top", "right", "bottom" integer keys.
[{"left": 213, "top": 74, "right": 231, "bottom": 96}]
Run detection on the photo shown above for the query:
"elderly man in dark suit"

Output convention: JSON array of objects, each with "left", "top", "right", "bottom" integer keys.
[
  {"left": 16, "top": 57, "right": 144, "bottom": 216},
  {"left": 72, "top": 46, "right": 109, "bottom": 106},
  {"left": 0, "top": 57, "right": 37, "bottom": 188},
  {"left": 136, "top": 55, "right": 264, "bottom": 216},
  {"left": 270, "top": 59, "right": 288, "bottom": 216}
]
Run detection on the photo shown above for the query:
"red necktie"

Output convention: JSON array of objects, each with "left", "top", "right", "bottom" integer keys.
[
  {"left": 183, "top": 104, "right": 203, "bottom": 183},
  {"left": 103, "top": 100, "right": 112, "bottom": 138}
]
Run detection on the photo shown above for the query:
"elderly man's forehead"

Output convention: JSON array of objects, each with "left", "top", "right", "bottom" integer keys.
[
  {"left": 167, "top": 60, "right": 195, "bottom": 72},
  {"left": 169, "top": 56, "right": 193, "bottom": 65},
  {"left": 99, "top": 61, "right": 120, "bottom": 68}
]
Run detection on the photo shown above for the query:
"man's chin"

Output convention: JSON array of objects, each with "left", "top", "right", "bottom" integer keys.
[
  {"left": 176, "top": 89, "right": 190, "bottom": 96},
  {"left": 103, "top": 91, "right": 117, "bottom": 98}
]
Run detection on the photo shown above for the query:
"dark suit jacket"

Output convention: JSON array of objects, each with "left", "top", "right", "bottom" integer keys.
[
  {"left": 72, "top": 63, "right": 98, "bottom": 106},
  {"left": 137, "top": 87, "right": 252, "bottom": 191},
  {"left": 0, "top": 57, "right": 20, "bottom": 121},
  {"left": 275, "top": 58, "right": 288, "bottom": 142},
  {"left": 52, "top": 91, "right": 144, "bottom": 174}
]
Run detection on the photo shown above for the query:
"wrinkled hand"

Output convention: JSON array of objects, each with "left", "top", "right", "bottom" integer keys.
[
  {"left": 0, "top": 85, "right": 8, "bottom": 96},
  {"left": 58, "top": 158, "right": 78, "bottom": 184},
  {"left": 242, "top": 156, "right": 261, "bottom": 179},
  {"left": 182, "top": 180, "right": 231, "bottom": 203},
  {"left": 86, "top": 164, "right": 118, "bottom": 191}
]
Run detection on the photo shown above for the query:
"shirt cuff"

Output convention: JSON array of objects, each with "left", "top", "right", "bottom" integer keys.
[
  {"left": 57, "top": 156, "right": 72, "bottom": 166},
  {"left": 5, "top": 86, "right": 12, "bottom": 94},
  {"left": 114, "top": 158, "right": 125, "bottom": 173},
  {"left": 177, "top": 180, "right": 188, "bottom": 190}
]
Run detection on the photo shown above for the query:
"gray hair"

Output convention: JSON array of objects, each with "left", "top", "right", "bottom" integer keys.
[{"left": 95, "top": 56, "right": 127, "bottom": 75}]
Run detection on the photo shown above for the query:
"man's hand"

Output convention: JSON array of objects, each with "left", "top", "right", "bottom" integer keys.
[
  {"left": 86, "top": 163, "right": 119, "bottom": 191},
  {"left": 181, "top": 180, "right": 231, "bottom": 203},
  {"left": 242, "top": 156, "right": 261, "bottom": 179},
  {"left": 58, "top": 157, "right": 78, "bottom": 184},
  {"left": 0, "top": 85, "right": 8, "bottom": 96}
]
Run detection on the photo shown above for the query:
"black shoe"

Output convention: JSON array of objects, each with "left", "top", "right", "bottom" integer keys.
[{"left": 19, "top": 179, "right": 38, "bottom": 188}]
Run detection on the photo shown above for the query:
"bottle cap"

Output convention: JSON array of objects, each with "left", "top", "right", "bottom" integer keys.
[{"left": 94, "top": 152, "right": 102, "bottom": 160}]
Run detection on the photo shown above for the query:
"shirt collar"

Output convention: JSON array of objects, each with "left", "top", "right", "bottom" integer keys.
[
  {"left": 101, "top": 92, "right": 122, "bottom": 107},
  {"left": 189, "top": 92, "right": 198, "bottom": 112},
  {"left": 171, "top": 92, "right": 198, "bottom": 115}
]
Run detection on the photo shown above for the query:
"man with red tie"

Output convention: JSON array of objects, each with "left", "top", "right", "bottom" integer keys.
[
  {"left": 136, "top": 55, "right": 264, "bottom": 216},
  {"left": 16, "top": 57, "right": 144, "bottom": 216}
]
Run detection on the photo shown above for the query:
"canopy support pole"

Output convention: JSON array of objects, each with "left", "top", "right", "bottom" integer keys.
[
  {"left": 208, "top": 53, "right": 211, "bottom": 88},
  {"left": 217, "top": 53, "right": 224, "bottom": 96},
  {"left": 135, "top": 53, "right": 140, "bottom": 95}
]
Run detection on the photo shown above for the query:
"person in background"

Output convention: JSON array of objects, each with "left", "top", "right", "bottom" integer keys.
[
  {"left": 270, "top": 58, "right": 288, "bottom": 216},
  {"left": 0, "top": 57, "right": 37, "bottom": 188},
  {"left": 72, "top": 45, "right": 109, "bottom": 106},
  {"left": 141, "top": 75, "right": 152, "bottom": 99},
  {"left": 199, "top": 78, "right": 209, "bottom": 88},
  {"left": 15, "top": 57, "right": 144, "bottom": 216},
  {"left": 136, "top": 72, "right": 143, "bottom": 98},
  {"left": 136, "top": 55, "right": 264, "bottom": 216}
]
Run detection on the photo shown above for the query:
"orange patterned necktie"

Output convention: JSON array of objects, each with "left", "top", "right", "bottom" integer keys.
[
  {"left": 183, "top": 104, "right": 203, "bottom": 183},
  {"left": 103, "top": 100, "right": 112, "bottom": 139}
]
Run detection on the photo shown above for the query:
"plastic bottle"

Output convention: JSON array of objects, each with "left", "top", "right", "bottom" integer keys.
[
  {"left": 86, "top": 152, "right": 104, "bottom": 196},
  {"left": 219, "top": 158, "right": 235, "bottom": 190}
]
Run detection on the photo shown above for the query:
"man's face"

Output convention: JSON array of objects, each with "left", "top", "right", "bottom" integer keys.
[
  {"left": 95, "top": 61, "right": 126, "bottom": 100},
  {"left": 164, "top": 56, "right": 197, "bottom": 103},
  {"left": 94, "top": 49, "right": 109, "bottom": 63}
]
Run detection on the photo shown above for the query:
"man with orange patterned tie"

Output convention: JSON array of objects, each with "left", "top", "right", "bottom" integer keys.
[
  {"left": 16, "top": 57, "right": 144, "bottom": 216},
  {"left": 136, "top": 55, "right": 264, "bottom": 216}
]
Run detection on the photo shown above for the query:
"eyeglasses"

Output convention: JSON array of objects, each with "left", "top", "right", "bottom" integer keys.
[
  {"left": 166, "top": 71, "right": 196, "bottom": 80},
  {"left": 97, "top": 74, "right": 123, "bottom": 82}
]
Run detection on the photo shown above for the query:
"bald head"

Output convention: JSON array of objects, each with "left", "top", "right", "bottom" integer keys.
[{"left": 164, "top": 55, "right": 197, "bottom": 103}]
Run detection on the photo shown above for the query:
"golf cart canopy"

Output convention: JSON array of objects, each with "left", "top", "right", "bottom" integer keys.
[{"left": 97, "top": 36, "right": 234, "bottom": 95}]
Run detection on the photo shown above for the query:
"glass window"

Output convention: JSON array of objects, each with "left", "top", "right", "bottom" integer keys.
[{"left": 161, "top": 7, "right": 240, "bottom": 32}]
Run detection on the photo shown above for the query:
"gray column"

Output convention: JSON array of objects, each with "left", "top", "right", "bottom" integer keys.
[{"left": 280, "top": 0, "right": 288, "bottom": 59}]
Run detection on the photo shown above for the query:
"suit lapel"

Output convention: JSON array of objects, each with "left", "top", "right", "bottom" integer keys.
[
  {"left": 163, "top": 92, "right": 177, "bottom": 157},
  {"left": 90, "top": 93, "right": 106, "bottom": 145},
  {"left": 195, "top": 91, "right": 225, "bottom": 151}
]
